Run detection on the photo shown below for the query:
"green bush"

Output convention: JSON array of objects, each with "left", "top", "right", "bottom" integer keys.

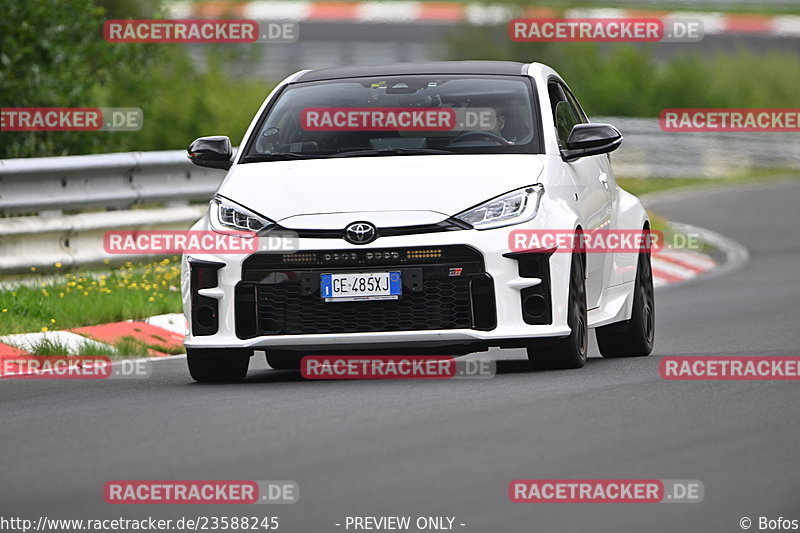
[
  {"left": 102, "top": 47, "right": 272, "bottom": 152},
  {"left": 3, "top": 1, "right": 799, "bottom": 158},
  {"left": 0, "top": 0, "right": 272, "bottom": 158},
  {"left": 444, "top": 24, "right": 800, "bottom": 118},
  {"left": 0, "top": 0, "right": 148, "bottom": 157}
]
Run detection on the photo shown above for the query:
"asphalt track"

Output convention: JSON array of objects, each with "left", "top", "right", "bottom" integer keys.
[{"left": 1, "top": 180, "right": 799, "bottom": 532}]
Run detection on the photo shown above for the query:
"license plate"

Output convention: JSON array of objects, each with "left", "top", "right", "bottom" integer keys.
[{"left": 320, "top": 272, "right": 402, "bottom": 302}]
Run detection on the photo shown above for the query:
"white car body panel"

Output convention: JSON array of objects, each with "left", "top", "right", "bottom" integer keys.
[
  {"left": 182, "top": 62, "right": 649, "bottom": 354},
  {"left": 217, "top": 154, "right": 545, "bottom": 222}
]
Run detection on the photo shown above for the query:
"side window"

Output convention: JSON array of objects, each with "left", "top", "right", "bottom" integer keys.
[
  {"left": 554, "top": 101, "right": 578, "bottom": 149},
  {"left": 563, "top": 86, "right": 588, "bottom": 123},
  {"left": 547, "top": 81, "right": 583, "bottom": 149}
]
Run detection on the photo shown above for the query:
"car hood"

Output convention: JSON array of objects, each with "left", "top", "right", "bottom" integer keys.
[{"left": 217, "top": 154, "right": 544, "bottom": 225}]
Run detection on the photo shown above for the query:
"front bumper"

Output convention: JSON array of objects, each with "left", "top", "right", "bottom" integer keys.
[{"left": 182, "top": 224, "right": 573, "bottom": 351}]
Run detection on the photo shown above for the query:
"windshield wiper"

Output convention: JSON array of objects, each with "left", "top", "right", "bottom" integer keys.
[
  {"left": 241, "top": 153, "right": 321, "bottom": 162},
  {"left": 329, "top": 148, "right": 452, "bottom": 158}
]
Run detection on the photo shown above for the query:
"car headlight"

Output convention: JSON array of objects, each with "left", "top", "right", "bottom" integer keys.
[
  {"left": 454, "top": 184, "right": 544, "bottom": 230},
  {"left": 210, "top": 196, "right": 273, "bottom": 234}
]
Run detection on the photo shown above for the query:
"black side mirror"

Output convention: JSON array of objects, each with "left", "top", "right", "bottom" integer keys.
[
  {"left": 188, "top": 136, "right": 232, "bottom": 170},
  {"left": 561, "top": 123, "right": 623, "bottom": 162}
]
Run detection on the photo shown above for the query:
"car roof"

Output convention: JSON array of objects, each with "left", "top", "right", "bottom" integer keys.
[{"left": 294, "top": 61, "right": 529, "bottom": 83}]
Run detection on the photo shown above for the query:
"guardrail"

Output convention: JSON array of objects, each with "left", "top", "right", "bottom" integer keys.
[
  {"left": 0, "top": 150, "right": 223, "bottom": 215},
  {"left": 1, "top": 119, "right": 799, "bottom": 273},
  {"left": 0, "top": 206, "right": 207, "bottom": 273},
  {"left": 597, "top": 117, "right": 800, "bottom": 178},
  {"left": 0, "top": 151, "right": 224, "bottom": 273}
]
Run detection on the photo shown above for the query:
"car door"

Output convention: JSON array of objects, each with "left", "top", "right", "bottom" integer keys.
[{"left": 547, "top": 80, "right": 613, "bottom": 309}]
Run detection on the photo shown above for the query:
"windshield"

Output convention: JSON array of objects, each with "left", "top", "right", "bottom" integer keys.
[{"left": 241, "top": 75, "right": 541, "bottom": 161}]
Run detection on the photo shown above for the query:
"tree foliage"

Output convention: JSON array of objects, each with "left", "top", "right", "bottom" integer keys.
[
  {"left": 444, "top": 24, "right": 800, "bottom": 118},
  {"left": 0, "top": 0, "right": 268, "bottom": 158}
]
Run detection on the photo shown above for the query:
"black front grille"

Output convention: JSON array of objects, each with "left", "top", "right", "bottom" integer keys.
[
  {"left": 257, "top": 278, "right": 472, "bottom": 335},
  {"left": 236, "top": 245, "right": 495, "bottom": 337}
]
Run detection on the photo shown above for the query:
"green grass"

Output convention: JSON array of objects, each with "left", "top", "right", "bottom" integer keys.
[
  {"left": 616, "top": 168, "right": 800, "bottom": 198},
  {"left": 0, "top": 257, "right": 182, "bottom": 336},
  {"left": 3, "top": 335, "right": 182, "bottom": 359},
  {"left": 21, "top": 337, "right": 112, "bottom": 357},
  {"left": 645, "top": 212, "right": 714, "bottom": 254},
  {"left": 117, "top": 334, "right": 186, "bottom": 356}
]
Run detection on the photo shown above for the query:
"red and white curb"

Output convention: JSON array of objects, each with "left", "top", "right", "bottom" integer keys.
[
  {"left": 0, "top": 331, "right": 111, "bottom": 355},
  {"left": 170, "top": 1, "right": 800, "bottom": 37},
  {"left": 651, "top": 249, "right": 716, "bottom": 287},
  {"left": 0, "top": 314, "right": 187, "bottom": 375}
]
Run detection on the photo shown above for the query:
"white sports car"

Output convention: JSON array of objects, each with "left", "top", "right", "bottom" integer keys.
[{"left": 182, "top": 61, "right": 654, "bottom": 382}]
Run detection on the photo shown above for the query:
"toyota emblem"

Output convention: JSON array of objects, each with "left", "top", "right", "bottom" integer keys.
[{"left": 344, "top": 222, "right": 377, "bottom": 245}]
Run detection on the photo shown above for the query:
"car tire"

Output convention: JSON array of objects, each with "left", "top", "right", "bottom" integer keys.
[
  {"left": 266, "top": 351, "right": 302, "bottom": 370},
  {"left": 527, "top": 251, "right": 588, "bottom": 370},
  {"left": 596, "top": 247, "right": 655, "bottom": 358},
  {"left": 186, "top": 348, "right": 252, "bottom": 383}
]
